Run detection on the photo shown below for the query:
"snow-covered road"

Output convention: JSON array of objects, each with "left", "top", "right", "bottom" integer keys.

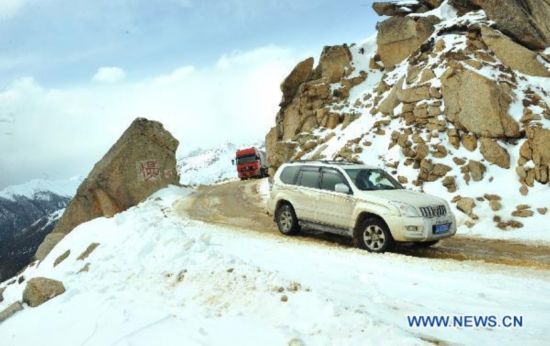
[{"left": 0, "top": 186, "right": 549, "bottom": 345}]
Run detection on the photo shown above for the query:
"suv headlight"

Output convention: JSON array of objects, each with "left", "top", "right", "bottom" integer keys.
[{"left": 389, "top": 201, "right": 420, "bottom": 217}]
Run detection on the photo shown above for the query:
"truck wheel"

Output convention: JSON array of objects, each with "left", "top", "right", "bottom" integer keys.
[
  {"left": 354, "top": 217, "right": 394, "bottom": 253},
  {"left": 276, "top": 204, "right": 300, "bottom": 235}
]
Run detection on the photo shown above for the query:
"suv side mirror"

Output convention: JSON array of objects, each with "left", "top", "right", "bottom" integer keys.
[
  {"left": 231, "top": 159, "right": 235, "bottom": 165},
  {"left": 334, "top": 183, "right": 351, "bottom": 194}
]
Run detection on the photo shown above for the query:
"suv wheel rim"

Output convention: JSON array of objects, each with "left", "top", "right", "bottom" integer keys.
[
  {"left": 363, "top": 225, "right": 385, "bottom": 250},
  {"left": 279, "top": 209, "right": 293, "bottom": 232}
]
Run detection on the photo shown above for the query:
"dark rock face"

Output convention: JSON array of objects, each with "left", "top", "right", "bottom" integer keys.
[{"left": 0, "top": 194, "right": 69, "bottom": 282}]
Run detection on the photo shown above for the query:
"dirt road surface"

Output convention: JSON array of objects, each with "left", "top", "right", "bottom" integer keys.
[{"left": 178, "top": 179, "right": 550, "bottom": 270}]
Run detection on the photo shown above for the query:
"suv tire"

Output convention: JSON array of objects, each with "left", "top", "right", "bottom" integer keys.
[
  {"left": 354, "top": 217, "right": 394, "bottom": 253},
  {"left": 276, "top": 204, "right": 300, "bottom": 235}
]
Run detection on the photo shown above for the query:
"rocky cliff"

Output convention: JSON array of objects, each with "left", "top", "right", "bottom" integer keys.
[{"left": 266, "top": 0, "right": 550, "bottom": 236}]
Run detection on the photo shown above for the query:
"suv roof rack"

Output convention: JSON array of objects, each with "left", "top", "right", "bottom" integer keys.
[{"left": 288, "top": 160, "right": 359, "bottom": 165}]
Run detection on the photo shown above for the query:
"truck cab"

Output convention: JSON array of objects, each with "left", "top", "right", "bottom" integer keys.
[{"left": 234, "top": 147, "right": 268, "bottom": 180}]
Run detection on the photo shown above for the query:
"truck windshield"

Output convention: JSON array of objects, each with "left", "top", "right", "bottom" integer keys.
[
  {"left": 236, "top": 154, "right": 258, "bottom": 165},
  {"left": 344, "top": 169, "right": 403, "bottom": 191}
]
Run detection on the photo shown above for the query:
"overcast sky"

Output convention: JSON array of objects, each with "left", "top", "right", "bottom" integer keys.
[{"left": 0, "top": 0, "right": 378, "bottom": 188}]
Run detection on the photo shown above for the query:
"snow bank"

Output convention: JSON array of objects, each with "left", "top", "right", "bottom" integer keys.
[{"left": 1, "top": 186, "right": 549, "bottom": 345}]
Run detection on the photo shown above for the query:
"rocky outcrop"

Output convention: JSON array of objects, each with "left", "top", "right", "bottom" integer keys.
[
  {"left": 376, "top": 16, "right": 439, "bottom": 67},
  {"left": 280, "top": 57, "right": 314, "bottom": 107},
  {"left": 35, "top": 118, "right": 180, "bottom": 260},
  {"left": 441, "top": 67, "right": 520, "bottom": 138},
  {"left": 22, "top": 277, "right": 65, "bottom": 307},
  {"left": 314, "top": 45, "right": 353, "bottom": 83},
  {"left": 481, "top": 26, "right": 550, "bottom": 77},
  {"left": 470, "top": 0, "right": 550, "bottom": 50},
  {"left": 265, "top": 0, "right": 549, "bottom": 232}
]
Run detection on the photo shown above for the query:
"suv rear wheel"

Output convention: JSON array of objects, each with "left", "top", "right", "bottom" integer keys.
[
  {"left": 354, "top": 217, "right": 394, "bottom": 253},
  {"left": 276, "top": 204, "right": 300, "bottom": 235}
]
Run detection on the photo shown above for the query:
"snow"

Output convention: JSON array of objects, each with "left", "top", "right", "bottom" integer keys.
[
  {"left": 0, "top": 177, "right": 81, "bottom": 201},
  {"left": 1, "top": 186, "right": 549, "bottom": 345},
  {"left": 177, "top": 142, "right": 264, "bottom": 186}
]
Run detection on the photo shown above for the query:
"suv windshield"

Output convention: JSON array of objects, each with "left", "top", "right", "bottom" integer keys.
[
  {"left": 344, "top": 168, "right": 403, "bottom": 191},
  {"left": 236, "top": 154, "right": 257, "bottom": 165}
]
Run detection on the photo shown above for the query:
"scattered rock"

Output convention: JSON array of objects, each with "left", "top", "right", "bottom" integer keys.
[
  {"left": 398, "top": 175, "right": 409, "bottom": 184},
  {"left": 0, "top": 301, "right": 23, "bottom": 323},
  {"left": 77, "top": 263, "right": 90, "bottom": 274},
  {"left": 0, "top": 287, "right": 4, "bottom": 302},
  {"left": 456, "top": 197, "right": 476, "bottom": 215},
  {"left": 520, "top": 184, "right": 529, "bottom": 196},
  {"left": 23, "top": 277, "right": 66, "bottom": 307},
  {"left": 442, "top": 176, "right": 457, "bottom": 192},
  {"left": 489, "top": 200, "right": 502, "bottom": 211},
  {"left": 36, "top": 118, "right": 180, "bottom": 260},
  {"left": 281, "top": 295, "right": 289, "bottom": 302},
  {"left": 468, "top": 160, "right": 486, "bottom": 181},
  {"left": 77, "top": 243, "right": 100, "bottom": 261},
  {"left": 512, "top": 209, "right": 534, "bottom": 218},
  {"left": 17, "top": 276, "right": 25, "bottom": 284},
  {"left": 53, "top": 250, "right": 70, "bottom": 267},
  {"left": 461, "top": 134, "right": 478, "bottom": 151},
  {"left": 480, "top": 138, "right": 511, "bottom": 169},
  {"left": 538, "top": 208, "right": 548, "bottom": 215}
]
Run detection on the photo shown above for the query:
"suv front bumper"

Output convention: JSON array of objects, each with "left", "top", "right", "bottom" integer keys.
[{"left": 386, "top": 215, "right": 457, "bottom": 242}]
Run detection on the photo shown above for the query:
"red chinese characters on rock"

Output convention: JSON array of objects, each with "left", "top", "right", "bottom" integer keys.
[{"left": 138, "top": 160, "right": 161, "bottom": 181}]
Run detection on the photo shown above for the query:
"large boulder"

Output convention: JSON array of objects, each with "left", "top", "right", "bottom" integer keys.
[
  {"left": 481, "top": 26, "right": 550, "bottom": 77},
  {"left": 314, "top": 45, "right": 352, "bottom": 83},
  {"left": 470, "top": 0, "right": 550, "bottom": 51},
  {"left": 441, "top": 67, "right": 521, "bottom": 138},
  {"left": 23, "top": 277, "right": 65, "bottom": 307},
  {"left": 35, "top": 118, "right": 180, "bottom": 260},
  {"left": 280, "top": 57, "right": 314, "bottom": 107},
  {"left": 376, "top": 16, "right": 439, "bottom": 67}
]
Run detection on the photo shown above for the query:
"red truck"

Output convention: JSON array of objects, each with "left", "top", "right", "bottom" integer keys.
[{"left": 233, "top": 147, "right": 268, "bottom": 180}]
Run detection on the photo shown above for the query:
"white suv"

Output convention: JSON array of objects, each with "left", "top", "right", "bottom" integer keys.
[{"left": 267, "top": 161, "right": 456, "bottom": 253}]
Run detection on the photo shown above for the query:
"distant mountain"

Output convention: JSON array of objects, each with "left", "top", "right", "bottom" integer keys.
[
  {"left": 177, "top": 142, "right": 264, "bottom": 186},
  {"left": 0, "top": 178, "right": 80, "bottom": 281}
]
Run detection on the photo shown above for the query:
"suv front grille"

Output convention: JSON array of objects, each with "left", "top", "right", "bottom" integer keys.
[{"left": 419, "top": 205, "right": 447, "bottom": 218}]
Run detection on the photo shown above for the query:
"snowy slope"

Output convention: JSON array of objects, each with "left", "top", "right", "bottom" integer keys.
[
  {"left": 0, "top": 177, "right": 81, "bottom": 201},
  {"left": 177, "top": 142, "right": 264, "bottom": 186},
  {"left": 1, "top": 186, "right": 549, "bottom": 345}
]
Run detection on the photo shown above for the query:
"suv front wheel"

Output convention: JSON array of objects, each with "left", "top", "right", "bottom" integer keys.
[
  {"left": 276, "top": 204, "right": 300, "bottom": 235},
  {"left": 354, "top": 217, "right": 394, "bottom": 253}
]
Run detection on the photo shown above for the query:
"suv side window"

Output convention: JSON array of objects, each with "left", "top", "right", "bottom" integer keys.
[
  {"left": 321, "top": 169, "right": 348, "bottom": 192},
  {"left": 280, "top": 166, "right": 300, "bottom": 185},
  {"left": 298, "top": 168, "right": 320, "bottom": 189}
]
